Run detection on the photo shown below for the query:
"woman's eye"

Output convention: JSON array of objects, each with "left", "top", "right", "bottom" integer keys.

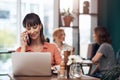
[
  {"left": 26, "top": 27, "right": 31, "bottom": 30},
  {"left": 33, "top": 25, "right": 38, "bottom": 29}
]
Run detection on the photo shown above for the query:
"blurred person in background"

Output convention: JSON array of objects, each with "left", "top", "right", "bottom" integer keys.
[
  {"left": 91, "top": 26, "right": 116, "bottom": 78},
  {"left": 52, "top": 28, "right": 74, "bottom": 59}
]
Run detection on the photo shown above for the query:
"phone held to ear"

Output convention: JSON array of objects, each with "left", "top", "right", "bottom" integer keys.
[
  {"left": 24, "top": 34, "right": 30, "bottom": 45},
  {"left": 27, "top": 35, "right": 30, "bottom": 45}
]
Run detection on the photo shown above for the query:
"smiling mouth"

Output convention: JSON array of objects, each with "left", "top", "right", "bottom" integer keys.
[{"left": 30, "top": 34, "right": 36, "bottom": 37}]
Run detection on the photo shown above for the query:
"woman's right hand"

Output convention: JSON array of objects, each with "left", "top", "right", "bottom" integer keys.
[{"left": 20, "top": 31, "right": 29, "bottom": 52}]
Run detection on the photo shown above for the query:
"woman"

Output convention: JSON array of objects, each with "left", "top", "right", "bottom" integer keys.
[
  {"left": 91, "top": 26, "right": 116, "bottom": 78},
  {"left": 52, "top": 28, "right": 74, "bottom": 59},
  {"left": 16, "top": 13, "right": 62, "bottom": 66}
]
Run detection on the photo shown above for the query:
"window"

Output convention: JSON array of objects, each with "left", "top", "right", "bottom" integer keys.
[
  {"left": 0, "top": 0, "right": 17, "bottom": 51},
  {"left": 59, "top": 0, "right": 74, "bottom": 46},
  {"left": 59, "top": 0, "right": 79, "bottom": 55},
  {"left": 79, "top": 0, "right": 98, "bottom": 58},
  {"left": 59, "top": 0, "right": 98, "bottom": 58}
]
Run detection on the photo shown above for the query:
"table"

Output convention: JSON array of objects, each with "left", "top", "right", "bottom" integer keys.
[
  {"left": 13, "top": 75, "right": 100, "bottom": 80},
  {"left": 80, "top": 60, "right": 93, "bottom": 75}
]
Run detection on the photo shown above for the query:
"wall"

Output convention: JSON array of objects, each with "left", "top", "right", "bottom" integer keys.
[{"left": 98, "top": 0, "right": 120, "bottom": 55}]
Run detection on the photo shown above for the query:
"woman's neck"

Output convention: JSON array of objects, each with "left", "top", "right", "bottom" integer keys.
[
  {"left": 55, "top": 41, "right": 63, "bottom": 49},
  {"left": 31, "top": 38, "right": 42, "bottom": 46},
  {"left": 30, "top": 38, "right": 43, "bottom": 51}
]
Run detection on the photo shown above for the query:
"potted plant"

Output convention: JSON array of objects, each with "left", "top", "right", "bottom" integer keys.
[{"left": 60, "top": 8, "right": 74, "bottom": 27}]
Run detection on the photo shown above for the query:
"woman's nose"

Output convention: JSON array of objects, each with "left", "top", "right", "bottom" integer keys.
[{"left": 30, "top": 27, "right": 34, "bottom": 34}]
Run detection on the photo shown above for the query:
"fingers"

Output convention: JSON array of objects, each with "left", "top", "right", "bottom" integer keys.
[
  {"left": 20, "top": 31, "right": 29, "bottom": 46},
  {"left": 21, "top": 31, "right": 28, "bottom": 41}
]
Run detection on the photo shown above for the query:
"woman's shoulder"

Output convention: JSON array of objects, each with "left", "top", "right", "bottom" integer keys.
[
  {"left": 99, "top": 43, "right": 113, "bottom": 52},
  {"left": 15, "top": 46, "right": 31, "bottom": 52},
  {"left": 63, "top": 43, "right": 72, "bottom": 48},
  {"left": 63, "top": 43, "right": 71, "bottom": 47},
  {"left": 44, "top": 42, "right": 56, "bottom": 48},
  {"left": 16, "top": 47, "right": 21, "bottom": 52},
  {"left": 62, "top": 43, "right": 73, "bottom": 51},
  {"left": 101, "top": 43, "right": 112, "bottom": 47}
]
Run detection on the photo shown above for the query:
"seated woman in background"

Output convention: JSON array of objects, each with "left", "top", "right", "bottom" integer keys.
[
  {"left": 52, "top": 28, "right": 74, "bottom": 59},
  {"left": 16, "top": 13, "right": 62, "bottom": 66},
  {"left": 91, "top": 26, "right": 116, "bottom": 78}
]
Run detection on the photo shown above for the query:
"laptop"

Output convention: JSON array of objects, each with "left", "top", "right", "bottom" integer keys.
[{"left": 12, "top": 52, "right": 52, "bottom": 77}]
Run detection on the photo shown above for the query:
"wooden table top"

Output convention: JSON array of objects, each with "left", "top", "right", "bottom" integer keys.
[{"left": 13, "top": 75, "right": 100, "bottom": 80}]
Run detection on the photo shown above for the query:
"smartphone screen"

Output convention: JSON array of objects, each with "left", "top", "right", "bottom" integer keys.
[{"left": 26, "top": 34, "right": 30, "bottom": 45}]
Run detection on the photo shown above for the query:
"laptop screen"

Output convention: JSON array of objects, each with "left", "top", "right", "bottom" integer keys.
[{"left": 12, "top": 52, "right": 52, "bottom": 76}]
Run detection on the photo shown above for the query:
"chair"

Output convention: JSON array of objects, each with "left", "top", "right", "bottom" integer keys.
[
  {"left": 0, "top": 50, "right": 15, "bottom": 80},
  {"left": 0, "top": 74, "right": 13, "bottom": 80},
  {"left": 82, "top": 43, "right": 100, "bottom": 75},
  {"left": 101, "top": 65, "right": 120, "bottom": 80},
  {"left": 45, "top": 37, "right": 50, "bottom": 43},
  {"left": 87, "top": 43, "right": 100, "bottom": 60},
  {"left": 116, "top": 49, "right": 120, "bottom": 65}
]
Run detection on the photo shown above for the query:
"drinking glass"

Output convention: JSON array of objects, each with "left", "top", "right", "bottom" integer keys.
[{"left": 69, "top": 63, "right": 82, "bottom": 79}]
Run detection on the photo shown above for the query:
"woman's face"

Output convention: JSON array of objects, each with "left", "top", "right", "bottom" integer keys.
[
  {"left": 26, "top": 24, "right": 41, "bottom": 40},
  {"left": 93, "top": 32, "right": 97, "bottom": 42},
  {"left": 55, "top": 31, "right": 65, "bottom": 42}
]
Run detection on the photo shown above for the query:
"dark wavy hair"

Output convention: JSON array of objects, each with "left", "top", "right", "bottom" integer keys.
[
  {"left": 94, "top": 26, "right": 111, "bottom": 44},
  {"left": 22, "top": 13, "right": 46, "bottom": 45}
]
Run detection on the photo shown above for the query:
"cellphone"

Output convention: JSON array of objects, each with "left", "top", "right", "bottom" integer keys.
[
  {"left": 24, "top": 34, "right": 30, "bottom": 45},
  {"left": 27, "top": 34, "right": 30, "bottom": 45}
]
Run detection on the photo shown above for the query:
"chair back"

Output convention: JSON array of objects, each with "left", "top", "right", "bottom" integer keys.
[
  {"left": 87, "top": 43, "right": 100, "bottom": 60},
  {"left": 116, "top": 49, "right": 120, "bottom": 64}
]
